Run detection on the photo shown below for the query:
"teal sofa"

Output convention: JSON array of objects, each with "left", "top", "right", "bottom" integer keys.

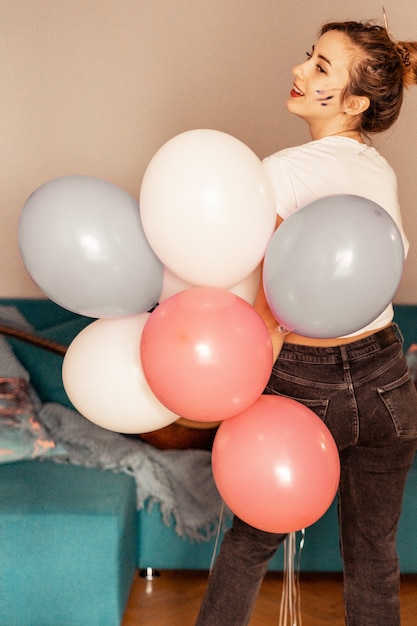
[{"left": 1, "top": 299, "right": 417, "bottom": 626}]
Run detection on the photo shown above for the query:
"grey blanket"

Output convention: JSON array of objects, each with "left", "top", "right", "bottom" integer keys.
[{"left": 39, "top": 402, "right": 226, "bottom": 540}]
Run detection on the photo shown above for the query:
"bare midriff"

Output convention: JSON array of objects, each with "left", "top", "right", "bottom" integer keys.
[{"left": 283, "top": 323, "right": 392, "bottom": 347}]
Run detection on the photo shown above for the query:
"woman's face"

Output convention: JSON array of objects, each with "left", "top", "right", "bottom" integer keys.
[{"left": 287, "top": 30, "right": 355, "bottom": 133}]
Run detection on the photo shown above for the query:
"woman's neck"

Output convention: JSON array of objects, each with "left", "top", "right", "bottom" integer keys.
[
  {"left": 315, "top": 129, "right": 365, "bottom": 143},
  {"left": 309, "top": 120, "right": 364, "bottom": 143}
]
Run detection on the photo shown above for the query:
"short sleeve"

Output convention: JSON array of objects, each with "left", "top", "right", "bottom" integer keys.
[{"left": 262, "top": 155, "right": 298, "bottom": 219}]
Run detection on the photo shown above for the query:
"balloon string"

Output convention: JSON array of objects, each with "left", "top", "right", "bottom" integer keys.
[
  {"left": 209, "top": 502, "right": 225, "bottom": 574},
  {"left": 279, "top": 530, "right": 305, "bottom": 625}
]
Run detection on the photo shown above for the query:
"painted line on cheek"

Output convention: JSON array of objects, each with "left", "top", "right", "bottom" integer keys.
[{"left": 315, "top": 90, "right": 335, "bottom": 106}]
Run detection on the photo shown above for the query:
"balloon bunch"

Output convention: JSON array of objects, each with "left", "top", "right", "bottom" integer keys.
[
  {"left": 18, "top": 128, "right": 404, "bottom": 532},
  {"left": 18, "top": 129, "right": 277, "bottom": 435}
]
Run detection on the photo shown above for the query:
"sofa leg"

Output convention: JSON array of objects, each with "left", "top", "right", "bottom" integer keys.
[{"left": 139, "top": 567, "right": 160, "bottom": 580}]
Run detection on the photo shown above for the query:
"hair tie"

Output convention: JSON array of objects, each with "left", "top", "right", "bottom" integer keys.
[{"left": 397, "top": 43, "right": 411, "bottom": 67}]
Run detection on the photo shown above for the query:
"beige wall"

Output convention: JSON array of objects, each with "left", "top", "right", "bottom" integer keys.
[{"left": 2, "top": 0, "right": 417, "bottom": 301}]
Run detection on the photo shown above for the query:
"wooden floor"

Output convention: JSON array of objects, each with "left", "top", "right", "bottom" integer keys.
[{"left": 122, "top": 569, "right": 417, "bottom": 625}]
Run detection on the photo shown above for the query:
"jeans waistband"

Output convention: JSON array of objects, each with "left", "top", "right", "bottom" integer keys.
[
  {"left": 280, "top": 324, "right": 403, "bottom": 360},
  {"left": 348, "top": 324, "right": 402, "bottom": 351}
]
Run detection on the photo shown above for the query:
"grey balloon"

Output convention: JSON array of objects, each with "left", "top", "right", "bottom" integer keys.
[
  {"left": 19, "top": 175, "right": 163, "bottom": 318},
  {"left": 263, "top": 195, "right": 405, "bottom": 338}
]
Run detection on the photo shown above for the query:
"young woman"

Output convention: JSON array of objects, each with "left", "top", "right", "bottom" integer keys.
[{"left": 195, "top": 21, "right": 417, "bottom": 626}]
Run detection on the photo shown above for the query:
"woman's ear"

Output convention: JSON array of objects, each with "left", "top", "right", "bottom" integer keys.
[{"left": 344, "top": 95, "right": 370, "bottom": 117}]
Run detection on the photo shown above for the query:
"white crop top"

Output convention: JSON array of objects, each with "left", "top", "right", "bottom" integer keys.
[{"left": 262, "top": 136, "right": 408, "bottom": 337}]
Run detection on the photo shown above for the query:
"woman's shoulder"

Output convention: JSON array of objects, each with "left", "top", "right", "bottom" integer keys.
[
  {"left": 264, "top": 136, "right": 394, "bottom": 174},
  {"left": 261, "top": 135, "right": 400, "bottom": 223}
]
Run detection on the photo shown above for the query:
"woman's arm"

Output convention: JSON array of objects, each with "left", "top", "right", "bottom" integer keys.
[{"left": 254, "top": 215, "right": 285, "bottom": 362}]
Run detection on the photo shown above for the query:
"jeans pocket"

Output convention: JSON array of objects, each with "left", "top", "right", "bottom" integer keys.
[
  {"left": 264, "top": 386, "right": 329, "bottom": 423},
  {"left": 378, "top": 371, "right": 417, "bottom": 439}
]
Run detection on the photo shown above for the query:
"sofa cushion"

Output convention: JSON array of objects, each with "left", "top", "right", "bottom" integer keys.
[
  {"left": 0, "top": 460, "right": 137, "bottom": 626},
  {"left": 7, "top": 317, "right": 92, "bottom": 408}
]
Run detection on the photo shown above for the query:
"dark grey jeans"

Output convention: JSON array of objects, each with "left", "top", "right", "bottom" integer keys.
[{"left": 195, "top": 325, "right": 417, "bottom": 626}]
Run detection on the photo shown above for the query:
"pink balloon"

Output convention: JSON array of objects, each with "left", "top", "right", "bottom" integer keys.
[
  {"left": 140, "top": 287, "right": 273, "bottom": 422},
  {"left": 212, "top": 395, "right": 340, "bottom": 533},
  {"left": 62, "top": 314, "right": 179, "bottom": 433}
]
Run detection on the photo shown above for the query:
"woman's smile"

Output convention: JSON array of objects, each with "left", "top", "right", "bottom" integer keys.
[{"left": 290, "top": 83, "right": 304, "bottom": 97}]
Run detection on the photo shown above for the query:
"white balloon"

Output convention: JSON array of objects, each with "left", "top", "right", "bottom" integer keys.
[
  {"left": 159, "top": 266, "right": 192, "bottom": 302},
  {"left": 159, "top": 264, "right": 261, "bottom": 306},
  {"left": 140, "top": 129, "right": 276, "bottom": 288},
  {"left": 229, "top": 264, "right": 261, "bottom": 306},
  {"left": 62, "top": 314, "right": 179, "bottom": 433}
]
